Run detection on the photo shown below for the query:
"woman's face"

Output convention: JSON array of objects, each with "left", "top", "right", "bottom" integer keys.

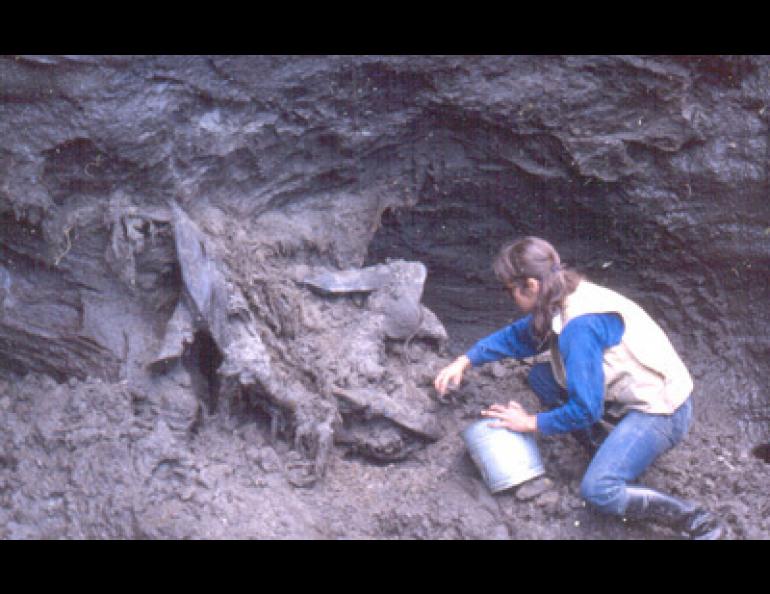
[{"left": 507, "top": 278, "right": 540, "bottom": 313}]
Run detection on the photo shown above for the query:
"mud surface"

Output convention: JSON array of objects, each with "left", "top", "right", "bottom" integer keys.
[
  {"left": 2, "top": 359, "right": 767, "bottom": 540},
  {"left": 1, "top": 56, "right": 768, "bottom": 539}
]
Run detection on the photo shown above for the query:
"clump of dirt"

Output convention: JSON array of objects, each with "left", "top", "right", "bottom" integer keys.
[
  {"left": 2, "top": 345, "right": 767, "bottom": 539},
  {"left": 296, "top": 354, "right": 770, "bottom": 540},
  {"left": 1, "top": 197, "right": 766, "bottom": 539}
]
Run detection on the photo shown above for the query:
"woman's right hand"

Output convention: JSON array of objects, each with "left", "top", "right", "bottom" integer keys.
[{"left": 434, "top": 355, "right": 471, "bottom": 396}]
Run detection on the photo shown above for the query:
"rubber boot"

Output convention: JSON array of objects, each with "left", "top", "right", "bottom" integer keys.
[{"left": 624, "top": 486, "right": 724, "bottom": 540}]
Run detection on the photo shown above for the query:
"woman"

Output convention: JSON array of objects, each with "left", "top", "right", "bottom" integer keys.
[{"left": 434, "top": 237, "right": 723, "bottom": 540}]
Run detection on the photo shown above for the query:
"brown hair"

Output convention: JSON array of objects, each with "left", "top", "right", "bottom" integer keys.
[{"left": 493, "top": 237, "right": 583, "bottom": 341}]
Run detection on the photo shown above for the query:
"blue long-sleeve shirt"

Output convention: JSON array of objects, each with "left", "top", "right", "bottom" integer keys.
[{"left": 465, "top": 313, "right": 625, "bottom": 435}]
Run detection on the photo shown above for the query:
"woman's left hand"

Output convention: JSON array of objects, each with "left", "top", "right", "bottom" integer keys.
[{"left": 481, "top": 400, "right": 538, "bottom": 433}]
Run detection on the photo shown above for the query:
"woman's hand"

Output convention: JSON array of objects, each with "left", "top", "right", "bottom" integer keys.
[
  {"left": 481, "top": 400, "right": 538, "bottom": 433},
  {"left": 434, "top": 355, "right": 471, "bottom": 396}
]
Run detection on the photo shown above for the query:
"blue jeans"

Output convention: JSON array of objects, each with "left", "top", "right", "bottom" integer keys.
[{"left": 527, "top": 362, "right": 693, "bottom": 517}]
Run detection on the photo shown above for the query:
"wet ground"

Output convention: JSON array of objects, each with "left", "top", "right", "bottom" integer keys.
[
  {"left": 1, "top": 55, "right": 768, "bottom": 540},
  {"left": 302, "top": 345, "right": 770, "bottom": 541},
  {"left": 2, "top": 326, "right": 767, "bottom": 540}
]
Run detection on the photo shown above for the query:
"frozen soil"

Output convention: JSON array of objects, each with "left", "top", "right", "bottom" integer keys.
[
  {"left": 2, "top": 347, "right": 767, "bottom": 540},
  {"left": 296, "top": 356, "right": 770, "bottom": 541},
  {"left": 1, "top": 56, "right": 768, "bottom": 540}
]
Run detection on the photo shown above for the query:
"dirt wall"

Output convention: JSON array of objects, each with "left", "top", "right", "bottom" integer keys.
[{"left": 0, "top": 55, "right": 768, "bottom": 539}]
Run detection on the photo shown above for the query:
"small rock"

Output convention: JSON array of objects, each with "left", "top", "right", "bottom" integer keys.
[
  {"left": 568, "top": 497, "right": 586, "bottom": 509},
  {"left": 197, "top": 468, "right": 216, "bottom": 489},
  {"left": 245, "top": 445, "right": 262, "bottom": 464},
  {"left": 258, "top": 447, "right": 282, "bottom": 473},
  {"left": 535, "top": 491, "right": 560, "bottom": 508},
  {"left": 486, "top": 362, "right": 507, "bottom": 379},
  {"left": 515, "top": 476, "right": 554, "bottom": 501}
]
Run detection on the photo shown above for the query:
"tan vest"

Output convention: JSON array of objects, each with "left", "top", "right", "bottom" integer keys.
[{"left": 549, "top": 280, "right": 693, "bottom": 415}]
